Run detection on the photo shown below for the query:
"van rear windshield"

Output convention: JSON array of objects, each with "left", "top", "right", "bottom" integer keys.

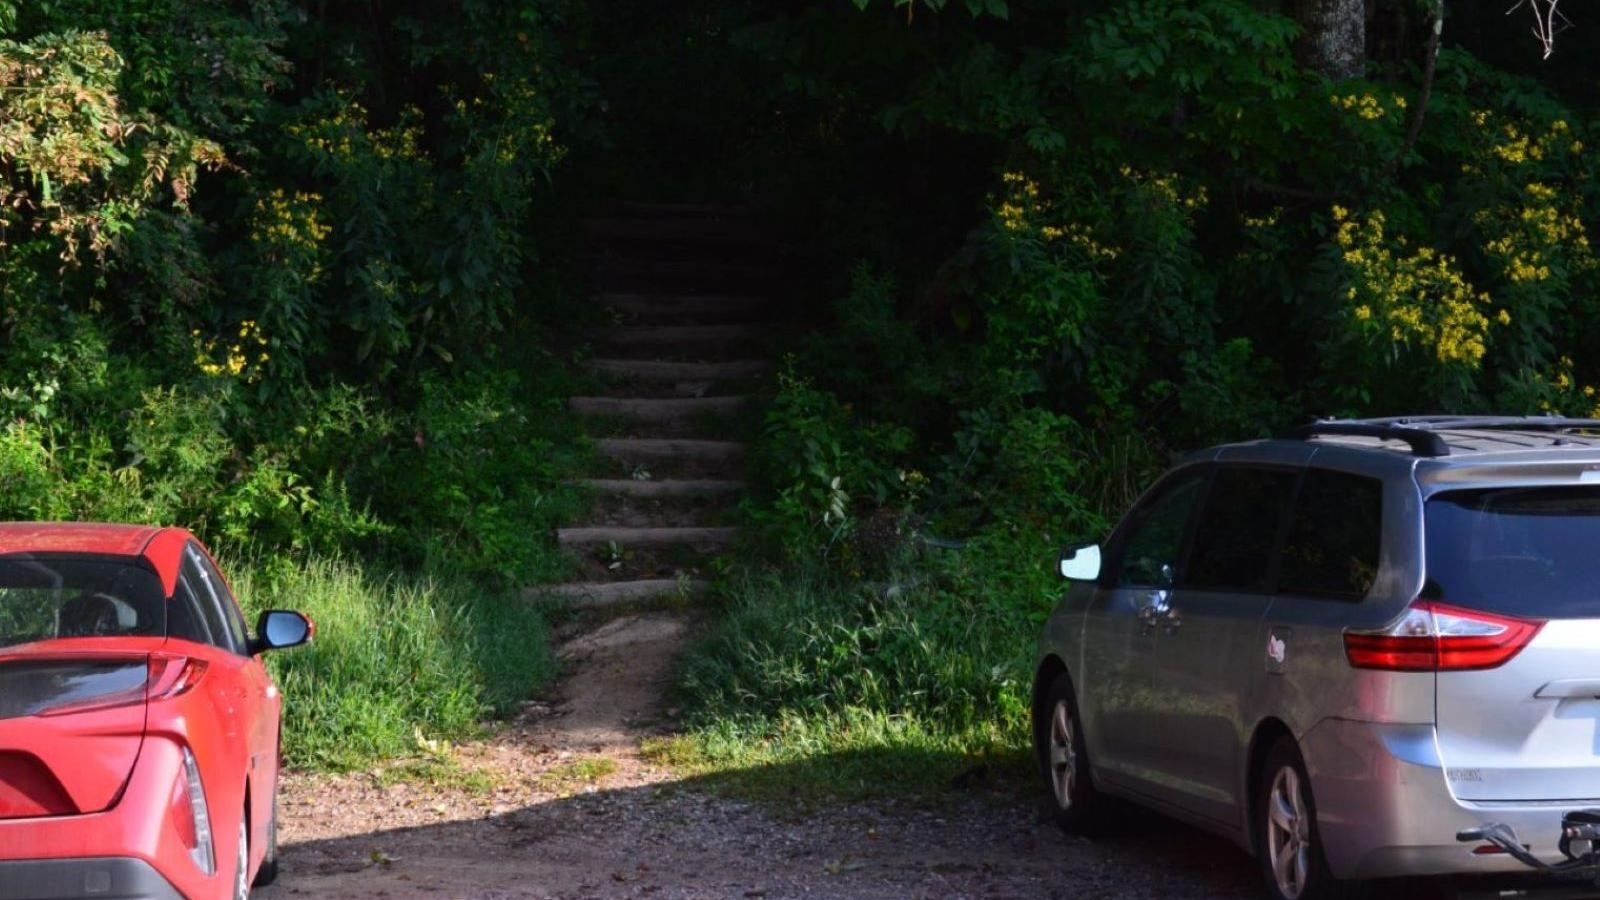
[{"left": 1426, "top": 486, "right": 1600, "bottom": 619}]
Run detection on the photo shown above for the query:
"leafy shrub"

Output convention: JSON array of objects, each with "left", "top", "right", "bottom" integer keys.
[
  {"left": 673, "top": 563, "right": 1038, "bottom": 795},
  {"left": 229, "top": 555, "right": 555, "bottom": 770}
]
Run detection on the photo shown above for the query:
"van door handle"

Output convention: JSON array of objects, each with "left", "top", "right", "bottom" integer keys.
[
  {"left": 1535, "top": 679, "right": 1600, "bottom": 699},
  {"left": 1138, "top": 591, "right": 1173, "bottom": 633}
]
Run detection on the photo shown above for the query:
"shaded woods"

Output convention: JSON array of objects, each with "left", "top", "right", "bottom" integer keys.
[
  {"left": 6, "top": 0, "right": 1600, "bottom": 786},
  {"left": 621, "top": 0, "right": 1600, "bottom": 791}
]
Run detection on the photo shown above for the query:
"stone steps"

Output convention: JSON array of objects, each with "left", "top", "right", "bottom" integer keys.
[
  {"left": 530, "top": 578, "right": 710, "bottom": 609},
  {"left": 583, "top": 218, "right": 773, "bottom": 248},
  {"left": 595, "top": 438, "right": 746, "bottom": 465},
  {"left": 589, "top": 323, "right": 772, "bottom": 352},
  {"left": 598, "top": 293, "right": 770, "bottom": 323},
  {"left": 535, "top": 208, "right": 776, "bottom": 610},
  {"left": 585, "top": 358, "right": 773, "bottom": 382},
  {"left": 569, "top": 395, "right": 755, "bottom": 423},
  {"left": 579, "top": 478, "right": 744, "bottom": 498},
  {"left": 556, "top": 526, "right": 740, "bottom": 549}
]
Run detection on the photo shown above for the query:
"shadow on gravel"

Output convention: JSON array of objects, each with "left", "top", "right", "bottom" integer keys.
[{"left": 254, "top": 753, "right": 1477, "bottom": 900}]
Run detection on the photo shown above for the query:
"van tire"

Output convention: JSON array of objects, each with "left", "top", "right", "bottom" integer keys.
[
  {"left": 1256, "top": 737, "right": 1362, "bottom": 900},
  {"left": 1035, "top": 671, "right": 1103, "bottom": 834}
]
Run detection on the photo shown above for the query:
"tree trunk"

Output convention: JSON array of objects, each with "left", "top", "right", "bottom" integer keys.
[{"left": 1292, "top": 0, "right": 1367, "bottom": 80}]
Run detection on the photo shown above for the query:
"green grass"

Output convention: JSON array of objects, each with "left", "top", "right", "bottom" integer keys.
[
  {"left": 663, "top": 563, "right": 1048, "bottom": 803},
  {"left": 228, "top": 555, "right": 557, "bottom": 772},
  {"left": 375, "top": 757, "right": 502, "bottom": 795},
  {"left": 541, "top": 756, "right": 619, "bottom": 789}
]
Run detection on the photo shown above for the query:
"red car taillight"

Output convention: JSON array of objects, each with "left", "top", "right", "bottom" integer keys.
[
  {"left": 169, "top": 747, "right": 215, "bottom": 876},
  {"left": 32, "top": 654, "right": 206, "bottom": 718},
  {"left": 146, "top": 656, "right": 208, "bottom": 702},
  {"left": 1344, "top": 600, "right": 1545, "bottom": 672}
]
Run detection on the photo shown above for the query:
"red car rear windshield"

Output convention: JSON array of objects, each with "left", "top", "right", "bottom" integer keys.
[
  {"left": 1426, "top": 486, "right": 1600, "bottom": 619},
  {"left": 0, "top": 555, "right": 166, "bottom": 649}
]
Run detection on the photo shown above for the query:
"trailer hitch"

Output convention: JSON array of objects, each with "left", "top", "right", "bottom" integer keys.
[{"left": 1457, "top": 810, "right": 1600, "bottom": 887}]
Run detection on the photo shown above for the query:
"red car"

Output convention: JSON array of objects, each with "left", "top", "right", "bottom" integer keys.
[{"left": 0, "top": 523, "right": 311, "bottom": 900}]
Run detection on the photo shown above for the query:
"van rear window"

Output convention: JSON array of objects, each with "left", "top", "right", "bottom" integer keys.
[{"left": 1426, "top": 486, "right": 1600, "bottom": 618}]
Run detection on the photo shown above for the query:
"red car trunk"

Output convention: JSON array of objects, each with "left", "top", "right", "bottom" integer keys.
[{"left": 0, "top": 653, "right": 154, "bottom": 819}]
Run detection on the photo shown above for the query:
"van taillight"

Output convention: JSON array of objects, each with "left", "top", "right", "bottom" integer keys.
[{"left": 1344, "top": 601, "right": 1545, "bottom": 672}]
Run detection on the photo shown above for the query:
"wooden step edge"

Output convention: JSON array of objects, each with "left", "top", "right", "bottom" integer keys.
[
  {"left": 583, "top": 220, "right": 774, "bottom": 245},
  {"left": 590, "top": 324, "right": 773, "bottom": 344},
  {"left": 595, "top": 438, "right": 747, "bottom": 462},
  {"left": 577, "top": 478, "right": 744, "bottom": 498},
  {"left": 597, "top": 292, "right": 770, "bottom": 308},
  {"left": 569, "top": 396, "right": 755, "bottom": 420},
  {"left": 585, "top": 359, "right": 774, "bottom": 381},
  {"left": 607, "top": 201, "right": 755, "bottom": 218},
  {"left": 525, "top": 578, "right": 710, "bottom": 609},
  {"left": 556, "top": 526, "right": 740, "bottom": 548}
]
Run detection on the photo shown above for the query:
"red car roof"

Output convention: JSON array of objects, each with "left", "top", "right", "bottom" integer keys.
[
  {"left": 0, "top": 522, "right": 165, "bottom": 557},
  {"left": 0, "top": 523, "right": 192, "bottom": 595}
]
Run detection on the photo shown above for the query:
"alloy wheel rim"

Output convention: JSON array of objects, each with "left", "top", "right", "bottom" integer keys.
[
  {"left": 236, "top": 819, "right": 249, "bottom": 900},
  {"left": 1266, "top": 765, "right": 1312, "bottom": 900},
  {"left": 1049, "top": 700, "right": 1076, "bottom": 810}
]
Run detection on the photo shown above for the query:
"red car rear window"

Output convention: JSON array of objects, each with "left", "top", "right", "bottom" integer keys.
[{"left": 0, "top": 555, "right": 166, "bottom": 649}]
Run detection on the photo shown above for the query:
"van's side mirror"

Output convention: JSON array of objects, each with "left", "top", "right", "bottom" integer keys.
[{"left": 1059, "top": 544, "right": 1102, "bottom": 582}]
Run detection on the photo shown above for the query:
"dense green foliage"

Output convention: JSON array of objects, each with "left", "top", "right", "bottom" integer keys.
[
  {"left": 613, "top": 0, "right": 1600, "bottom": 792},
  {"left": 231, "top": 556, "right": 554, "bottom": 770},
  {"left": 0, "top": 1, "right": 597, "bottom": 767},
  {"left": 0, "top": 1, "right": 592, "bottom": 576}
]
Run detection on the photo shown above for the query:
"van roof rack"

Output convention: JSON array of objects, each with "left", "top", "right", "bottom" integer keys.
[{"left": 1289, "top": 416, "right": 1600, "bottom": 458}]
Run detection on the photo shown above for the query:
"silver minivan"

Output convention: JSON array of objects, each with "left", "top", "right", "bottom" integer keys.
[{"left": 1033, "top": 416, "right": 1600, "bottom": 900}]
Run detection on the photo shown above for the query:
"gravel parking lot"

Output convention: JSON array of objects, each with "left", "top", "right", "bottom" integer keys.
[{"left": 255, "top": 611, "right": 1461, "bottom": 900}]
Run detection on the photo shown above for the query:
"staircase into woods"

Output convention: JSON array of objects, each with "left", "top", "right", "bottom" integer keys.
[{"left": 536, "top": 202, "right": 782, "bottom": 608}]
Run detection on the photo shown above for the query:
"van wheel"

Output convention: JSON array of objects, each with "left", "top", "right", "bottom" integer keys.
[
  {"left": 1035, "top": 671, "right": 1101, "bottom": 833},
  {"left": 1257, "top": 737, "right": 1359, "bottom": 900},
  {"left": 251, "top": 792, "right": 280, "bottom": 887}
]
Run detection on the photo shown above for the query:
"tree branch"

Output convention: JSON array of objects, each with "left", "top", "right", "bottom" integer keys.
[{"left": 1387, "top": 0, "right": 1444, "bottom": 175}]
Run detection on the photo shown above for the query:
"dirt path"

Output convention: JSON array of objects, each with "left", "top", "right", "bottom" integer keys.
[{"left": 254, "top": 608, "right": 1274, "bottom": 900}]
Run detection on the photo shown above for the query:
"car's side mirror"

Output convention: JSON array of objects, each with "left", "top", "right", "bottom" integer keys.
[
  {"left": 252, "top": 610, "right": 314, "bottom": 654},
  {"left": 1059, "top": 544, "right": 1102, "bottom": 582}
]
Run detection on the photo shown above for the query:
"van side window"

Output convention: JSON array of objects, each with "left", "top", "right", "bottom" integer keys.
[
  {"left": 1184, "top": 467, "right": 1299, "bottom": 593},
  {"left": 1114, "top": 471, "right": 1208, "bottom": 589},
  {"left": 1278, "top": 470, "right": 1384, "bottom": 600}
]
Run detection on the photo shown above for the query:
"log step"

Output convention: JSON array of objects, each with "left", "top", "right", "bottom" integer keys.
[
  {"left": 556, "top": 526, "right": 739, "bottom": 548},
  {"left": 591, "top": 323, "right": 770, "bottom": 348},
  {"left": 529, "top": 579, "right": 710, "bottom": 609},
  {"left": 586, "top": 358, "right": 773, "bottom": 381},
  {"left": 586, "top": 256, "right": 776, "bottom": 282},
  {"left": 599, "top": 293, "right": 770, "bottom": 322},
  {"left": 583, "top": 218, "right": 771, "bottom": 247},
  {"left": 579, "top": 478, "right": 743, "bottom": 498},
  {"left": 608, "top": 201, "right": 754, "bottom": 219},
  {"left": 569, "top": 395, "right": 754, "bottom": 422},
  {"left": 596, "top": 438, "right": 746, "bottom": 464}
]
